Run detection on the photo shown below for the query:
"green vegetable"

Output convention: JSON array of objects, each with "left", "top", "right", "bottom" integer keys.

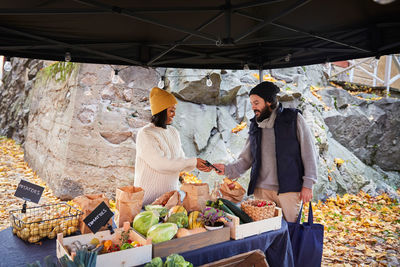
[
  {"left": 164, "top": 254, "right": 193, "bottom": 267},
  {"left": 166, "top": 212, "right": 189, "bottom": 228},
  {"left": 133, "top": 211, "right": 159, "bottom": 236},
  {"left": 120, "top": 243, "right": 134, "bottom": 250},
  {"left": 144, "top": 257, "right": 163, "bottom": 267},
  {"left": 147, "top": 223, "right": 178, "bottom": 244},
  {"left": 219, "top": 198, "right": 253, "bottom": 224},
  {"left": 145, "top": 205, "right": 168, "bottom": 217}
]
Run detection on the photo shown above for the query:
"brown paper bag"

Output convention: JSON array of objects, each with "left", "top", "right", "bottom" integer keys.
[
  {"left": 180, "top": 183, "right": 210, "bottom": 212},
  {"left": 73, "top": 194, "right": 112, "bottom": 234},
  {"left": 151, "top": 190, "right": 180, "bottom": 210},
  {"left": 220, "top": 179, "right": 246, "bottom": 203},
  {"left": 114, "top": 186, "right": 144, "bottom": 228}
]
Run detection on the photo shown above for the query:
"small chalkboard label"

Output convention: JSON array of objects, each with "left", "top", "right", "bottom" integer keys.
[
  {"left": 83, "top": 201, "right": 114, "bottom": 234},
  {"left": 14, "top": 179, "right": 44, "bottom": 204}
]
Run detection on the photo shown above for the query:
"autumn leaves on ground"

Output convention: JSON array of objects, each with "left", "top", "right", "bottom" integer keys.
[{"left": 0, "top": 136, "right": 399, "bottom": 266}]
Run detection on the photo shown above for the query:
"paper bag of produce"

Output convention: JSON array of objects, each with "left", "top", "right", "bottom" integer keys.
[
  {"left": 114, "top": 186, "right": 144, "bottom": 228},
  {"left": 180, "top": 183, "right": 210, "bottom": 212},
  {"left": 151, "top": 190, "right": 180, "bottom": 210},
  {"left": 220, "top": 178, "right": 246, "bottom": 203},
  {"left": 73, "top": 194, "right": 112, "bottom": 234}
]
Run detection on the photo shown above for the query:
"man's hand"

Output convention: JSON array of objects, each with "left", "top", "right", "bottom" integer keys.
[
  {"left": 196, "top": 158, "right": 212, "bottom": 172},
  {"left": 300, "top": 187, "right": 313, "bottom": 203},
  {"left": 213, "top": 163, "right": 225, "bottom": 175}
]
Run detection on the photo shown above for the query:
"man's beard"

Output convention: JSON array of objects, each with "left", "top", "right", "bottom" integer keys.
[{"left": 255, "top": 106, "right": 273, "bottom": 122}]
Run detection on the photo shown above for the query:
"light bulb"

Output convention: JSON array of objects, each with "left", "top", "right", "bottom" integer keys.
[
  {"left": 206, "top": 75, "right": 212, "bottom": 87},
  {"left": 65, "top": 52, "right": 71, "bottom": 62},
  {"left": 158, "top": 76, "right": 165, "bottom": 88},
  {"left": 284, "top": 54, "right": 291, "bottom": 62},
  {"left": 243, "top": 64, "right": 250, "bottom": 70},
  {"left": 112, "top": 70, "right": 119, "bottom": 84},
  {"left": 4, "top": 60, "right": 12, "bottom": 72}
]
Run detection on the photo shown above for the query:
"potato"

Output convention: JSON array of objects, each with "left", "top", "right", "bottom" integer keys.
[
  {"left": 29, "top": 223, "right": 39, "bottom": 230},
  {"left": 67, "top": 226, "right": 77, "bottom": 236},
  {"left": 71, "top": 218, "right": 79, "bottom": 227},
  {"left": 20, "top": 228, "right": 30, "bottom": 239},
  {"left": 47, "top": 231, "right": 57, "bottom": 239},
  {"left": 30, "top": 227, "right": 40, "bottom": 236},
  {"left": 12, "top": 227, "right": 17, "bottom": 234},
  {"left": 28, "top": 235, "right": 41, "bottom": 243},
  {"left": 52, "top": 226, "right": 62, "bottom": 233},
  {"left": 39, "top": 229, "right": 48, "bottom": 238}
]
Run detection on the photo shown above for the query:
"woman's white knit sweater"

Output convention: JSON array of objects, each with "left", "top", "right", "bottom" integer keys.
[{"left": 134, "top": 123, "right": 197, "bottom": 205}]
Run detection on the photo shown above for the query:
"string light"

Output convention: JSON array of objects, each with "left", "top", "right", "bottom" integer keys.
[
  {"left": 206, "top": 75, "right": 212, "bottom": 87},
  {"left": 3, "top": 57, "right": 12, "bottom": 72},
  {"left": 112, "top": 69, "right": 119, "bottom": 84},
  {"left": 158, "top": 76, "right": 165, "bottom": 89},
  {"left": 284, "top": 54, "right": 292, "bottom": 62},
  {"left": 65, "top": 52, "right": 71, "bottom": 62}
]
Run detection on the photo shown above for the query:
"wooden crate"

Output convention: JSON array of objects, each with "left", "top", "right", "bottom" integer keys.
[
  {"left": 56, "top": 224, "right": 152, "bottom": 267},
  {"left": 151, "top": 226, "right": 230, "bottom": 258},
  {"left": 226, "top": 207, "right": 282, "bottom": 240},
  {"left": 199, "top": 249, "right": 269, "bottom": 267}
]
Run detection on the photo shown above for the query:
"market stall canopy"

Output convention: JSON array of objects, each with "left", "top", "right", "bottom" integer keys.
[{"left": 1, "top": 0, "right": 400, "bottom": 69}]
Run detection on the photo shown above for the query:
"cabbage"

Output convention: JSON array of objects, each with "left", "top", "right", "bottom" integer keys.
[
  {"left": 164, "top": 254, "right": 193, "bottom": 267},
  {"left": 166, "top": 212, "right": 188, "bottom": 228},
  {"left": 147, "top": 223, "right": 178, "bottom": 244},
  {"left": 145, "top": 205, "right": 168, "bottom": 218},
  {"left": 133, "top": 211, "right": 159, "bottom": 236},
  {"left": 144, "top": 257, "right": 163, "bottom": 267}
]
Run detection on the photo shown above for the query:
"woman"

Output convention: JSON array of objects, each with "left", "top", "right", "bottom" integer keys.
[{"left": 134, "top": 87, "right": 209, "bottom": 205}]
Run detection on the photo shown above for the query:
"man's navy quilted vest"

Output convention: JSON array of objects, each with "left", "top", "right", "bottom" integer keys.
[{"left": 247, "top": 103, "right": 304, "bottom": 195}]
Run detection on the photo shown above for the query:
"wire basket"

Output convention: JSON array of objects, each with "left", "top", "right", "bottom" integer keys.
[
  {"left": 9, "top": 202, "right": 83, "bottom": 243},
  {"left": 241, "top": 199, "right": 276, "bottom": 221}
]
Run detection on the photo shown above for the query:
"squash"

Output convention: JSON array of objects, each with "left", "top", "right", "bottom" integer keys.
[
  {"left": 168, "top": 205, "right": 187, "bottom": 217},
  {"left": 188, "top": 211, "right": 204, "bottom": 229}
]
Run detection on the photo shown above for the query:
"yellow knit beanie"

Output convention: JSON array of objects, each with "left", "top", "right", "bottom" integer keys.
[{"left": 149, "top": 87, "right": 178, "bottom": 115}]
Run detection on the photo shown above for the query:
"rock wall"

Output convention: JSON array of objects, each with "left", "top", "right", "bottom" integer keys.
[
  {"left": 24, "top": 62, "right": 158, "bottom": 199},
  {"left": 0, "top": 58, "right": 45, "bottom": 144}
]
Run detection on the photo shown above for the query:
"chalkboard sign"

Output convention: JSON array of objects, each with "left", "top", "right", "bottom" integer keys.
[
  {"left": 83, "top": 201, "right": 114, "bottom": 234},
  {"left": 14, "top": 179, "right": 44, "bottom": 204}
]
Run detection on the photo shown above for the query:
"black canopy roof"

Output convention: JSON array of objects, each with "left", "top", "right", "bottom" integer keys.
[{"left": 1, "top": 0, "right": 400, "bottom": 69}]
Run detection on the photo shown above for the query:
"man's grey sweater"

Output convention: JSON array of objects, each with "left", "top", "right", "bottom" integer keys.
[{"left": 225, "top": 106, "right": 318, "bottom": 191}]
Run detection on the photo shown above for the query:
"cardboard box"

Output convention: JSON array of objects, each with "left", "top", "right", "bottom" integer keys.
[
  {"left": 227, "top": 207, "right": 282, "bottom": 240},
  {"left": 56, "top": 224, "right": 152, "bottom": 267},
  {"left": 199, "top": 249, "right": 268, "bottom": 267},
  {"left": 151, "top": 226, "right": 231, "bottom": 258}
]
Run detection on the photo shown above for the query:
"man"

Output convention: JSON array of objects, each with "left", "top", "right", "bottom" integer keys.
[{"left": 214, "top": 81, "right": 317, "bottom": 222}]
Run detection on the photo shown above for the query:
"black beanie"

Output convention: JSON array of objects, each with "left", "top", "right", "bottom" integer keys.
[{"left": 249, "top": 81, "right": 280, "bottom": 102}]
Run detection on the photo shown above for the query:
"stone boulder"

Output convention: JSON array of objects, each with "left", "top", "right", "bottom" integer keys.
[{"left": 319, "top": 87, "right": 400, "bottom": 172}]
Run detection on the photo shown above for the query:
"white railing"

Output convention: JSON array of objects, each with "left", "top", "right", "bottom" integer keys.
[{"left": 328, "top": 54, "right": 400, "bottom": 96}]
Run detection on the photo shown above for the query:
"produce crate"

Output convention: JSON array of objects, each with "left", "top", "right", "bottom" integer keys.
[
  {"left": 199, "top": 249, "right": 268, "bottom": 267},
  {"left": 9, "top": 202, "right": 83, "bottom": 243},
  {"left": 56, "top": 224, "right": 152, "bottom": 267},
  {"left": 226, "top": 207, "right": 282, "bottom": 240},
  {"left": 151, "top": 226, "right": 231, "bottom": 258}
]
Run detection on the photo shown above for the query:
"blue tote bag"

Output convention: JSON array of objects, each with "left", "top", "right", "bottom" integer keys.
[{"left": 288, "top": 202, "right": 324, "bottom": 267}]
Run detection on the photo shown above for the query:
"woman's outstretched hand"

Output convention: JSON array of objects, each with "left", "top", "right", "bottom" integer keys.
[{"left": 196, "top": 158, "right": 212, "bottom": 172}]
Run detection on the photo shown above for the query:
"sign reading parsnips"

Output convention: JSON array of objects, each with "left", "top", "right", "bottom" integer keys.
[
  {"left": 83, "top": 201, "right": 114, "bottom": 234},
  {"left": 14, "top": 179, "right": 44, "bottom": 204}
]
